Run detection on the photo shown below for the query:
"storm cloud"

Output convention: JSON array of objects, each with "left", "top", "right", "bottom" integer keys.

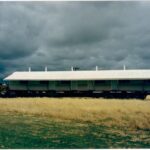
[{"left": 0, "top": 1, "right": 150, "bottom": 78}]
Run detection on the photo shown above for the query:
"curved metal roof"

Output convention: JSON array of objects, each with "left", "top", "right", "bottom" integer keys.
[{"left": 4, "top": 70, "right": 150, "bottom": 81}]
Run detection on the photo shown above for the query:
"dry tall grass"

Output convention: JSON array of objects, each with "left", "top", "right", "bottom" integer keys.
[{"left": 0, "top": 98, "right": 150, "bottom": 129}]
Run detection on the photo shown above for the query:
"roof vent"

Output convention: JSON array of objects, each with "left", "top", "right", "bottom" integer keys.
[
  {"left": 96, "top": 66, "right": 98, "bottom": 71},
  {"left": 71, "top": 66, "right": 80, "bottom": 71},
  {"left": 28, "top": 67, "right": 31, "bottom": 72},
  {"left": 71, "top": 66, "right": 74, "bottom": 71},
  {"left": 45, "top": 66, "right": 47, "bottom": 72},
  {"left": 123, "top": 65, "right": 126, "bottom": 70}
]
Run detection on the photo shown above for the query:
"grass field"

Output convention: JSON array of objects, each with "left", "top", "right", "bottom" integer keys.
[{"left": 0, "top": 97, "right": 150, "bottom": 148}]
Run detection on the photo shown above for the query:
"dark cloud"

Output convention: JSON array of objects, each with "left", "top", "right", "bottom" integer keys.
[{"left": 0, "top": 1, "right": 150, "bottom": 79}]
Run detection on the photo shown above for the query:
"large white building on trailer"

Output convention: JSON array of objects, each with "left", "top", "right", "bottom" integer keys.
[{"left": 4, "top": 69, "right": 150, "bottom": 98}]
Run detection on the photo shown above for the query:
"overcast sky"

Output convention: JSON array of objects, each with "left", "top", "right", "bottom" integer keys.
[{"left": 0, "top": 1, "right": 150, "bottom": 78}]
